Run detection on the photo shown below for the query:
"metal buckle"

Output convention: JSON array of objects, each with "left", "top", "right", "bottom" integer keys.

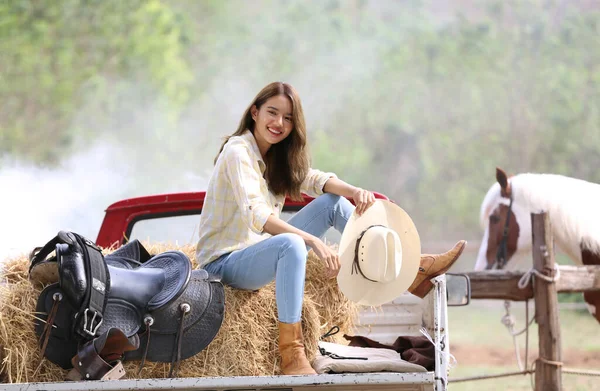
[{"left": 82, "top": 308, "right": 103, "bottom": 336}]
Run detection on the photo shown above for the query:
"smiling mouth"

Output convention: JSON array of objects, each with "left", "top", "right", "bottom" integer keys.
[{"left": 267, "top": 127, "right": 282, "bottom": 136}]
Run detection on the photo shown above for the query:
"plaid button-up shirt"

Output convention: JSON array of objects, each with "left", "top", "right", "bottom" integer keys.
[{"left": 196, "top": 130, "right": 336, "bottom": 267}]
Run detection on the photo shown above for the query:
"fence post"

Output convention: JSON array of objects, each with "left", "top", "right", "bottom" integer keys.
[{"left": 531, "top": 212, "right": 562, "bottom": 391}]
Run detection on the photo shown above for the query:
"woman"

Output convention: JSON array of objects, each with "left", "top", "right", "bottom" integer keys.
[{"left": 197, "top": 82, "right": 465, "bottom": 375}]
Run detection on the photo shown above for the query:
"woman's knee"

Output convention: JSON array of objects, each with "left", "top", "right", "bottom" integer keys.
[
  {"left": 319, "top": 193, "right": 353, "bottom": 211},
  {"left": 277, "top": 233, "right": 308, "bottom": 260},
  {"left": 318, "top": 193, "right": 343, "bottom": 205}
]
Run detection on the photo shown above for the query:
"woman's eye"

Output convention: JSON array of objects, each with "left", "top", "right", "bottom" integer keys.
[
  {"left": 285, "top": 117, "right": 292, "bottom": 122},
  {"left": 268, "top": 111, "right": 276, "bottom": 115},
  {"left": 490, "top": 215, "right": 500, "bottom": 224}
]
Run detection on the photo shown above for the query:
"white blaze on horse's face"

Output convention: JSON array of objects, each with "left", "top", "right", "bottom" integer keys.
[{"left": 474, "top": 229, "right": 490, "bottom": 271}]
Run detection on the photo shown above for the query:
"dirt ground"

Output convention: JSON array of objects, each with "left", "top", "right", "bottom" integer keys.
[{"left": 452, "top": 344, "right": 600, "bottom": 368}]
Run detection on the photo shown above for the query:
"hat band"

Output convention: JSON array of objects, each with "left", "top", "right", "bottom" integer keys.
[{"left": 351, "top": 225, "right": 385, "bottom": 283}]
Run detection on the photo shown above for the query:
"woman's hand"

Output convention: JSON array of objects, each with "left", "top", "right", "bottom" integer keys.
[
  {"left": 352, "top": 188, "right": 376, "bottom": 216},
  {"left": 307, "top": 236, "right": 340, "bottom": 279}
]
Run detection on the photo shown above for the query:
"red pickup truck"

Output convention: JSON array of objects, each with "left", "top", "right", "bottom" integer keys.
[
  {"left": 96, "top": 191, "right": 390, "bottom": 248},
  {"left": 5, "top": 191, "right": 467, "bottom": 391}
]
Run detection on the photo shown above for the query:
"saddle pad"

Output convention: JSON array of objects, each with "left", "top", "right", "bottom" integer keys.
[
  {"left": 125, "top": 269, "right": 225, "bottom": 362},
  {"left": 313, "top": 341, "right": 428, "bottom": 374}
]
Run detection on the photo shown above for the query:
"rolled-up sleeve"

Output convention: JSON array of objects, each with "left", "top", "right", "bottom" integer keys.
[
  {"left": 222, "top": 144, "right": 272, "bottom": 234},
  {"left": 301, "top": 168, "right": 337, "bottom": 197}
]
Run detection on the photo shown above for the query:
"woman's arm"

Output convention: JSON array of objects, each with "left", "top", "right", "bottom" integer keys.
[
  {"left": 322, "top": 177, "right": 376, "bottom": 216},
  {"left": 322, "top": 176, "right": 358, "bottom": 197},
  {"left": 262, "top": 215, "right": 315, "bottom": 243}
]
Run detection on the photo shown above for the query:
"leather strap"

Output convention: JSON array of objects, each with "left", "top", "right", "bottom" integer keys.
[
  {"left": 168, "top": 302, "right": 191, "bottom": 378},
  {"left": 38, "top": 292, "right": 63, "bottom": 358},
  {"left": 66, "top": 361, "right": 125, "bottom": 381},
  {"left": 28, "top": 230, "right": 109, "bottom": 338},
  {"left": 351, "top": 225, "right": 385, "bottom": 282},
  {"left": 318, "top": 345, "right": 368, "bottom": 360},
  {"left": 28, "top": 231, "right": 74, "bottom": 274},
  {"left": 136, "top": 316, "right": 154, "bottom": 377},
  {"left": 73, "top": 338, "right": 113, "bottom": 380},
  {"left": 495, "top": 192, "right": 514, "bottom": 269},
  {"left": 71, "top": 328, "right": 138, "bottom": 380},
  {"left": 100, "top": 361, "right": 126, "bottom": 380},
  {"left": 74, "top": 233, "right": 109, "bottom": 338}
]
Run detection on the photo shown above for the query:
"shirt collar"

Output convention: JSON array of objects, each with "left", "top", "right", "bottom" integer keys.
[{"left": 241, "top": 129, "right": 266, "bottom": 173}]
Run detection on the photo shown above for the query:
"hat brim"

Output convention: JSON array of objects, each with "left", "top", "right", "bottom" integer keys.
[{"left": 337, "top": 200, "right": 421, "bottom": 306}]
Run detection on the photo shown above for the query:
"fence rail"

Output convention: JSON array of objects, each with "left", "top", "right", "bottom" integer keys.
[
  {"left": 459, "top": 212, "right": 600, "bottom": 391},
  {"left": 466, "top": 265, "right": 600, "bottom": 301}
]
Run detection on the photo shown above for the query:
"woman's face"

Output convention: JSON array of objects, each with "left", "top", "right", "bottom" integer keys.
[{"left": 251, "top": 94, "right": 293, "bottom": 152}]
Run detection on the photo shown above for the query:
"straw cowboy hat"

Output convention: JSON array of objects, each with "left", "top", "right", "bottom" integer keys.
[{"left": 337, "top": 200, "right": 421, "bottom": 306}]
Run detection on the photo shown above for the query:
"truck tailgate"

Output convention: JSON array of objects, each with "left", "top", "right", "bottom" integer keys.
[{"left": 1, "top": 372, "right": 435, "bottom": 391}]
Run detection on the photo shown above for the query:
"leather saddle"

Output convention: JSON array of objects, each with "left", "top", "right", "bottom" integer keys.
[{"left": 30, "top": 231, "right": 225, "bottom": 380}]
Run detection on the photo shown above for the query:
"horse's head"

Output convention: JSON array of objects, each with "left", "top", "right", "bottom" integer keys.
[{"left": 474, "top": 168, "right": 531, "bottom": 270}]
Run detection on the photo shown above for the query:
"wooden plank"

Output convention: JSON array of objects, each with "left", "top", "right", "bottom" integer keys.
[
  {"left": 467, "top": 270, "right": 533, "bottom": 300},
  {"left": 555, "top": 265, "right": 600, "bottom": 293},
  {"left": 532, "top": 212, "right": 562, "bottom": 391},
  {"left": 466, "top": 265, "right": 600, "bottom": 301}
]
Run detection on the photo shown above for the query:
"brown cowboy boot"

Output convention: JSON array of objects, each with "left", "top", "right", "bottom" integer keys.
[
  {"left": 278, "top": 321, "right": 317, "bottom": 375},
  {"left": 408, "top": 240, "right": 467, "bottom": 298}
]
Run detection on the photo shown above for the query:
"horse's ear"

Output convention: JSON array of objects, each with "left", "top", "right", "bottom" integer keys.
[{"left": 496, "top": 167, "right": 512, "bottom": 198}]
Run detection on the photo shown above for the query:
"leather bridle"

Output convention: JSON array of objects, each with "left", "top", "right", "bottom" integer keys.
[{"left": 493, "top": 190, "right": 514, "bottom": 270}]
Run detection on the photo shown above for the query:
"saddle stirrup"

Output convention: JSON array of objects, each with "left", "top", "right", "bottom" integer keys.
[{"left": 70, "top": 328, "right": 137, "bottom": 381}]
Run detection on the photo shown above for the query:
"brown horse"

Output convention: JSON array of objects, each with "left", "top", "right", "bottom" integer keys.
[{"left": 474, "top": 168, "right": 600, "bottom": 324}]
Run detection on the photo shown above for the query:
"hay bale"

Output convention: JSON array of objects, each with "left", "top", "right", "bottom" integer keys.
[
  {"left": 0, "top": 243, "right": 358, "bottom": 382},
  {"left": 304, "top": 244, "right": 359, "bottom": 345}
]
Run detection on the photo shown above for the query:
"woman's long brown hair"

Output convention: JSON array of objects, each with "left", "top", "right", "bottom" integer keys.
[{"left": 215, "top": 82, "right": 310, "bottom": 201}]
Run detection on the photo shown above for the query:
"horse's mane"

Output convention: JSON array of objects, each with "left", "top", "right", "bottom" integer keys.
[{"left": 480, "top": 173, "right": 600, "bottom": 256}]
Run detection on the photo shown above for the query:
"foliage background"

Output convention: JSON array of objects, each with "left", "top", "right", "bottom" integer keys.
[
  {"left": 2, "top": 1, "right": 599, "bottom": 388},
  {"left": 2, "top": 0, "right": 600, "bottom": 244}
]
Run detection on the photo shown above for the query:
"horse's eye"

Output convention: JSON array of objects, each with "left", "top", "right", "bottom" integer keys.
[{"left": 490, "top": 215, "right": 500, "bottom": 224}]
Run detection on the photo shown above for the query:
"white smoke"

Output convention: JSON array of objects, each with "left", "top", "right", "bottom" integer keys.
[
  {"left": 0, "top": 144, "right": 131, "bottom": 259},
  {"left": 0, "top": 142, "right": 208, "bottom": 261}
]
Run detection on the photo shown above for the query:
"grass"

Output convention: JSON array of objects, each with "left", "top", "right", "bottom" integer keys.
[
  {"left": 449, "top": 302, "right": 600, "bottom": 351},
  {"left": 447, "top": 303, "right": 600, "bottom": 390},
  {"left": 449, "top": 365, "right": 598, "bottom": 391}
]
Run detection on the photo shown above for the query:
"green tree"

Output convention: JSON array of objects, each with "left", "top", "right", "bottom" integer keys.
[{"left": 0, "top": 0, "right": 192, "bottom": 164}]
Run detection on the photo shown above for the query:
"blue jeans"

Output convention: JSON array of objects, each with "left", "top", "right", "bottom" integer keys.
[{"left": 203, "top": 193, "right": 354, "bottom": 323}]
